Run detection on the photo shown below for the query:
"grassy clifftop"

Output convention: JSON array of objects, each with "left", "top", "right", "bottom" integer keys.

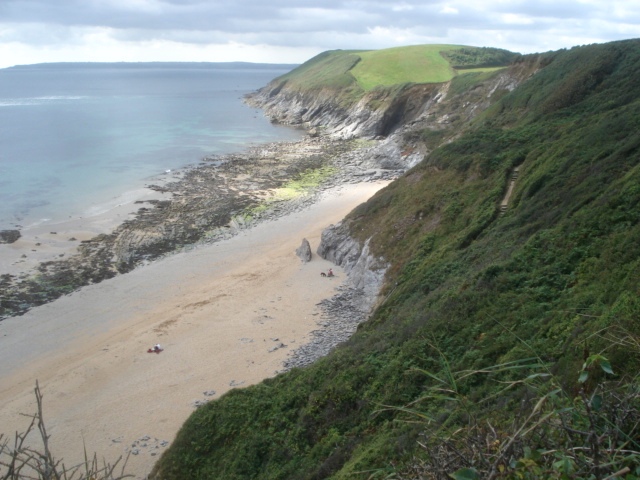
[
  {"left": 274, "top": 44, "right": 518, "bottom": 93},
  {"left": 152, "top": 39, "right": 640, "bottom": 479}
]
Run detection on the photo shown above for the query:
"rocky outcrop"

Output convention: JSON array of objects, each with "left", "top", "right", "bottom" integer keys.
[
  {"left": 247, "top": 83, "right": 443, "bottom": 140},
  {"left": 295, "top": 238, "right": 312, "bottom": 262},
  {"left": 0, "top": 230, "right": 21, "bottom": 244},
  {"left": 282, "top": 221, "right": 387, "bottom": 370},
  {"left": 317, "top": 221, "right": 387, "bottom": 305},
  {"left": 247, "top": 55, "right": 543, "bottom": 152}
]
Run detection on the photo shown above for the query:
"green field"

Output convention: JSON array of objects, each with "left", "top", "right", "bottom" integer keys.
[
  {"left": 350, "top": 44, "right": 462, "bottom": 90},
  {"left": 275, "top": 44, "right": 518, "bottom": 96}
]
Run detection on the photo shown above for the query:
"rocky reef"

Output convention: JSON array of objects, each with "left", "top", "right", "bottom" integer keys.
[{"left": 0, "top": 230, "right": 21, "bottom": 244}]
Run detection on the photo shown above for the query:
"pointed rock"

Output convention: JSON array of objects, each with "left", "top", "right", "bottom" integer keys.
[{"left": 295, "top": 238, "right": 312, "bottom": 262}]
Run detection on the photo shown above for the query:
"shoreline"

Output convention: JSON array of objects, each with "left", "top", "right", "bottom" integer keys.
[
  {"left": 0, "top": 187, "right": 170, "bottom": 277},
  {"left": 0, "top": 180, "right": 389, "bottom": 479},
  {"left": 0, "top": 135, "right": 399, "bottom": 321},
  {"left": 0, "top": 128, "right": 401, "bottom": 479}
]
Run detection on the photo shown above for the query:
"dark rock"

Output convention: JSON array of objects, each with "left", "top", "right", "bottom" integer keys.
[
  {"left": 0, "top": 230, "right": 21, "bottom": 244},
  {"left": 295, "top": 238, "right": 312, "bottom": 262}
]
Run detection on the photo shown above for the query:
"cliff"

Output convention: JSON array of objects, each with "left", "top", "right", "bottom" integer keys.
[{"left": 152, "top": 39, "right": 640, "bottom": 479}]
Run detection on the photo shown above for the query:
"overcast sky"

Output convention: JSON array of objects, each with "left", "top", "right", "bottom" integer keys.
[{"left": 0, "top": 0, "right": 638, "bottom": 68}]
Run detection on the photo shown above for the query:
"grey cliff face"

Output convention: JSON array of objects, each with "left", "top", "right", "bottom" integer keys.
[
  {"left": 246, "top": 59, "right": 539, "bottom": 146},
  {"left": 317, "top": 221, "right": 387, "bottom": 305},
  {"left": 282, "top": 222, "right": 387, "bottom": 370}
]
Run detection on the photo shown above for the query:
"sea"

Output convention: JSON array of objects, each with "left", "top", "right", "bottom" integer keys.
[{"left": 0, "top": 62, "right": 303, "bottom": 230}]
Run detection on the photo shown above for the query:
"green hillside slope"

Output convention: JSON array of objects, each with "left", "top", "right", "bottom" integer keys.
[{"left": 152, "top": 39, "right": 640, "bottom": 479}]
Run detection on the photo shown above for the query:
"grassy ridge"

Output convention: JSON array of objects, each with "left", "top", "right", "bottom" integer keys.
[
  {"left": 152, "top": 39, "right": 640, "bottom": 479},
  {"left": 272, "top": 44, "right": 518, "bottom": 96},
  {"left": 275, "top": 50, "right": 365, "bottom": 91}
]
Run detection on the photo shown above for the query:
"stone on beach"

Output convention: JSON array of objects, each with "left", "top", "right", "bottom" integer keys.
[{"left": 295, "top": 238, "right": 312, "bottom": 262}]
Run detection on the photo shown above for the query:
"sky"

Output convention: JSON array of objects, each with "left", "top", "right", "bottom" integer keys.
[{"left": 0, "top": 0, "right": 639, "bottom": 68}]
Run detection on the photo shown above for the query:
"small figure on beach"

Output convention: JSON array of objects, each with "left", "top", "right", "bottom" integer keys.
[
  {"left": 327, "top": 268, "right": 334, "bottom": 277},
  {"left": 147, "top": 344, "right": 163, "bottom": 354}
]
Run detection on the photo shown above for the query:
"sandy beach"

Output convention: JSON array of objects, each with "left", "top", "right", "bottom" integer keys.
[{"left": 0, "top": 181, "right": 387, "bottom": 479}]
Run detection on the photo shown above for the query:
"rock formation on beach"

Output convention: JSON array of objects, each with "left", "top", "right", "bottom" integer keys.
[
  {"left": 294, "top": 238, "right": 312, "bottom": 262},
  {"left": 0, "top": 229, "right": 21, "bottom": 244}
]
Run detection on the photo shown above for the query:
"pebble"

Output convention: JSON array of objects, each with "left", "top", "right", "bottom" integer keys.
[{"left": 125, "top": 436, "right": 170, "bottom": 456}]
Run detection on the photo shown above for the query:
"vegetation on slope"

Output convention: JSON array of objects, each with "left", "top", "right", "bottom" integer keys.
[
  {"left": 274, "top": 49, "right": 365, "bottom": 92},
  {"left": 441, "top": 46, "right": 521, "bottom": 69},
  {"left": 152, "top": 39, "right": 640, "bottom": 479}
]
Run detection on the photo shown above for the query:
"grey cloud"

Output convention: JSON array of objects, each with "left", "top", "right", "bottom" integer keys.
[
  {"left": 0, "top": 1, "right": 606, "bottom": 32},
  {"left": 0, "top": 0, "right": 637, "bottom": 54}
]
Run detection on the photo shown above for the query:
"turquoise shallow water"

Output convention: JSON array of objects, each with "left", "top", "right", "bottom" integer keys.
[{"left": 0, "top": 62, "right": 302, "bottom": 229}]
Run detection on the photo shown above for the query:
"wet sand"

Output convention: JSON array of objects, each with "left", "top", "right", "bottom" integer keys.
[
  {"left": 0, "top": 187, "right": 170, "bottom": 277},
  {"left": 0, "top": 181, "right": 387, "bottom": 479}
]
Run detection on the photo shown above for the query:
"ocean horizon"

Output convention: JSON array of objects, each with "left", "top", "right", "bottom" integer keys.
[{"left": 0, "top": 62, "right": 303, "bottom": 230}]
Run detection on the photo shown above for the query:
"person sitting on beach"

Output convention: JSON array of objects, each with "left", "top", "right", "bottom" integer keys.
[
  {"left": 154, "top": 344, "right": 162, "bottom": 352},
  {"left": 327, "top": 269, "right": 334, "bottom": 277}
]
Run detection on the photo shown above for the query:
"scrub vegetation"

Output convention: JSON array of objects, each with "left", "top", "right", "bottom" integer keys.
[{"left": 152, "top": 39, "right": 640, "bottom": 479}]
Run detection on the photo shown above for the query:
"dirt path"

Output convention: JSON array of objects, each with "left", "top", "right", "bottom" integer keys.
[{"left": 500, "top": 166, "right": 520, "bottom": 214}]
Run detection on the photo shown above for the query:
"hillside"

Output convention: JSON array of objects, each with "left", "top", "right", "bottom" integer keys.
[
  {"left": 246, "top": 44, "right": 519, "bottom": 138},
  {"left": 152, "top": 40, "right": 640, "bottom": 479}
]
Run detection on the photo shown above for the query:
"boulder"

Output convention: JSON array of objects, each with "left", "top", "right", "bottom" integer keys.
[
  {"left": 295, "top": 238, "right": 312, "bottom": 262},
  {"left": 0, "top": 230, "right": 21, "bottom": 244}
]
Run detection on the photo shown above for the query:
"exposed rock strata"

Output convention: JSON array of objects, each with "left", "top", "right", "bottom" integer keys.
[
  {"left": 317, "top": 222, "right": 386, "bottom": 302},
  {"left": 283, "top": 222, "right": 387, "bottom": 370},
  {"left": 247, "top": 83, "right": 443, "bottom": 140}
]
